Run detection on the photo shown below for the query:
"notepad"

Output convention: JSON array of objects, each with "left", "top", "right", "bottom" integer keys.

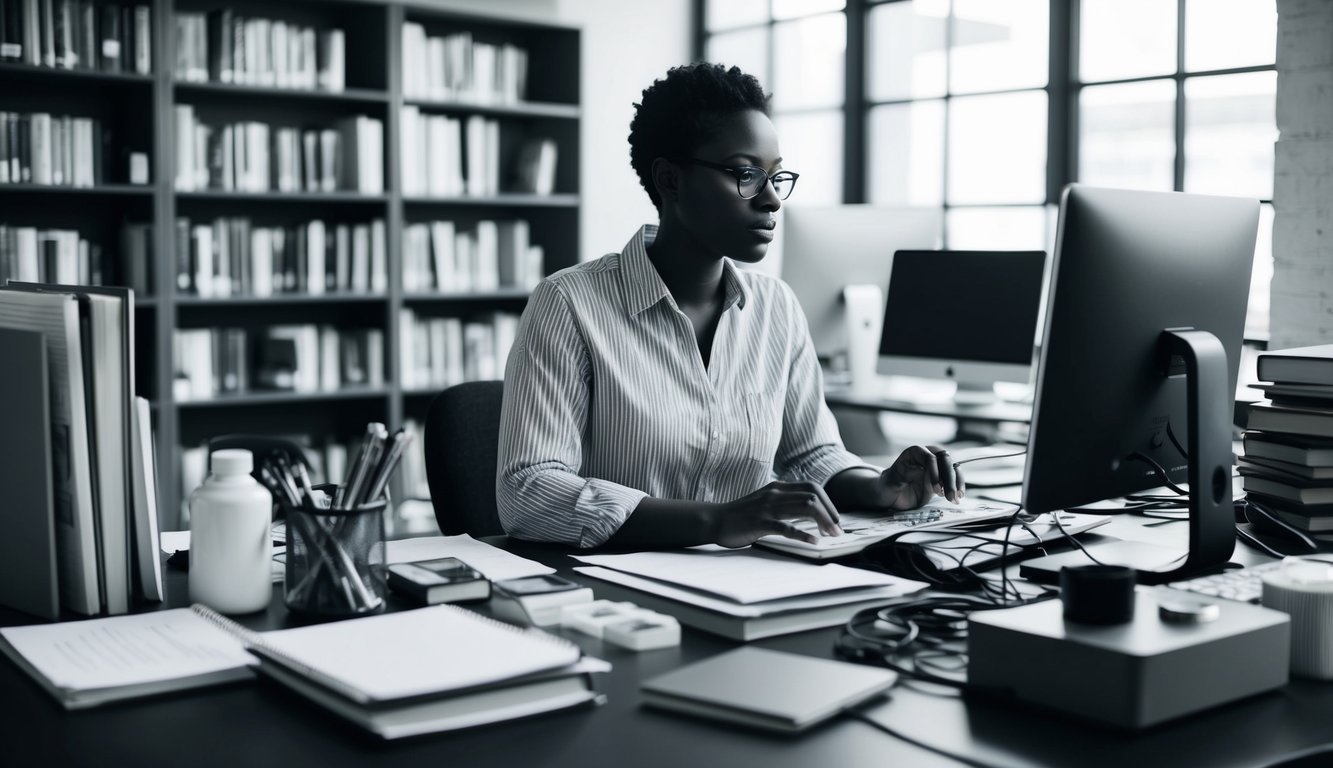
[{"left": 641, "top": 647, "right": 897, "bottom": 733}]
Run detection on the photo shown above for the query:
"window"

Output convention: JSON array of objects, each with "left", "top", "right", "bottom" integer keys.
[{"left": 700, "top": 0, "right": 1278, "bottom": 339}]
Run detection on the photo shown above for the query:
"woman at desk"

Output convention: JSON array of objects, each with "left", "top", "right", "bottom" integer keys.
[{"left": 496, "top": 63, "right": 963, "bottom": 549}]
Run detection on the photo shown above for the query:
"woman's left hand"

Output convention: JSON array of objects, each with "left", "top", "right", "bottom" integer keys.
[{"left": 876, "top": 444, "right": 964, "bottom": 509}]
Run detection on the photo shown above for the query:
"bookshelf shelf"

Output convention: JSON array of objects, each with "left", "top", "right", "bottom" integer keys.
[
  {"left": 402, "top": 194, "right": 579, "bottom": 208},
  {"left": 176, "top": 388, "right": 391, "bottom": 409},
  {"left": 0, "top": 184, "right": 154, "bottom": 196},
  {"left": 174, "top": 81, "right": 390, "bottom": 104},
  {"left": 176, "top": 191, "right": 390, "bottom": 203},
  {"left": 0, "top": 63, "right": 155, "bottom": 85},
  {"left": 175, "top": 293, "right": 388, "bottom": 307},
  {"left": 402, "top": 289, "right": 531, "bottom": 302},
  {"left": 2, "top": 0, "right": 579, "bottom": 528},
  {"left": 402, "top": 98, "right": 579, "bottom": 120}
]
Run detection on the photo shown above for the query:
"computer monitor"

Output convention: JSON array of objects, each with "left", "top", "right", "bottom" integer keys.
[
  {"left": 875, "top": 250, "right": 1047, "bottom": 404},
  {"left": 779, "top": 205, "right": 941, "bottom": 365},
  {"left": 1021, "top": 185, "right": 1258, "bottom": 584}
]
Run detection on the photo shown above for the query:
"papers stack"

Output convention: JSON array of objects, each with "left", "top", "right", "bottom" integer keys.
[{"left": 572, "top": 548, "right": 928, "bottom": 641}]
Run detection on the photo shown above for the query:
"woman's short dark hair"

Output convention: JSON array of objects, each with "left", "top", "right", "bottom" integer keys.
[{"left": 628, "top": 62, "right": 770, "bottom": 211}]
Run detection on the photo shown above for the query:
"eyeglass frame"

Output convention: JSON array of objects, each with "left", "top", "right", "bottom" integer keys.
[{"left": 684, "top": 158, "right": 800, "bottom": 201}]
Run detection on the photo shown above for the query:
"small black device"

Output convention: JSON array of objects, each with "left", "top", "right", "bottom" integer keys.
[
  {"left": 386, "top": 557, "right": 490, "bottom": 604},
  {"left": 490, "top": 574, "right": 593, "bottom": 627}
]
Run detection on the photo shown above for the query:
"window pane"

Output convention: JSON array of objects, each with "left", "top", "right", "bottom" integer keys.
[
  {"left": 773, "top": 110, "right": 843, "bottom": 204},
  {"left": 1184, "top": 72, "right": 1276, "bottom": 199},
  {"left": 868, "top": 100, "right": 945, "bottom": 206},
  {"left": 773, "top": 0, "right": 845, "bottom": 21},
  {"left": 706, "top": 0, "right": 769, "bottom": 32},
  {"left": 868, "top": 0, "right": 949, "bottom": 101},
  {"left": 1246, "top": 202, "right": 1274, "bottom": 340},
  {"left": 1185, "top": 0, "right": 1276, "bottom": 72},
  {"left": 706, "top": 27, "right": 771, "bottom": 88},
  {"left": 946, "top": 206, "right": 1047, "bottom": 250},
  {"left": 948, "top": 90, "right": 1047, "bottom": 205},
  {"left": 1079, "top": 0, "right": 1176, "bottom": 82},
  {"left": 1079, "top": 80, "right": 1176, "bottom": 192},
  {"left": 949, "top": 0, "right": 1048, "bottom": 95},
  {"left": 772, "top": 13, "right": 846, "bottom": 110}
]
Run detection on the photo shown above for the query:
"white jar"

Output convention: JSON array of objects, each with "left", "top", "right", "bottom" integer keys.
[{"left": 189, "top": 449, "right": 273, "bottom": 613}]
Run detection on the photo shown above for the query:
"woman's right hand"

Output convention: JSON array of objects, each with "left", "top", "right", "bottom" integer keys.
[{"left": 710, "top": 481, "right": 843, "bottom": 549}]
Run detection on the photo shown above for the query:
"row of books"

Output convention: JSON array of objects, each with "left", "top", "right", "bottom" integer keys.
[
  {"left": 1242, "top": 344, "right": 1333, "bottom": 538},
  {"left": 175, "top": 217, "right": 387, "bottom": 298},
  {"left": 398, "top": 309, "right": 518, "bottom": 391},
  {"left": 399, "top": 107, "right": 498, "bottom": 198},
  {"left": 0, "top": 111, "right": 116, "bottom": 186},
  {"left": 401, "top": 219, "right": 542, "bottom": 294},
  {"left": 0, "top": 0, "right": 151, "bottom": 73},
  {"left": 173, "top": 108, "right": 384, "bottom": 194},
  {"left": 400, "top": 25, "right": 527, "bottom": 104},
  {"left": 0, "top": 224, "right": 105, "bottom": 287},
  {"left": 0, "top": 282, "right": 161, "bottom": 620},
  {"left": 178, "top": 434, "right": 355, "bottom": 517},
  {"left": 172, "top": 324, "right": 386, "bottom": 402},
  {"left": 174, "top": 11, "right": 344, "bottom": 92}
]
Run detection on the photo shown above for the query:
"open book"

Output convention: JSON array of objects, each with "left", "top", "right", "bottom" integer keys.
[{"left": 0, "top": 604, "right": 603, "bottom": 738}]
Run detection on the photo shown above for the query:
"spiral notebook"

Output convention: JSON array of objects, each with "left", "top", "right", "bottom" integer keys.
[{"left": 1, "top": 604, "right": 600, "bottom": 735}]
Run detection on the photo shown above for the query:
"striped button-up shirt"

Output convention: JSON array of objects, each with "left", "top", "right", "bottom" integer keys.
[{"left": 496, "top": 224, "right": 869, "bottom": 548}]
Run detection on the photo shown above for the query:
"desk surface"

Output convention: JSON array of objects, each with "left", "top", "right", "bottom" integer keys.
[
  {"left": 2, "top": 521, "right": 1331, "bottom": 768},
  {"left": 825, "top": 388, "right": 1033, "bottom": 424}
]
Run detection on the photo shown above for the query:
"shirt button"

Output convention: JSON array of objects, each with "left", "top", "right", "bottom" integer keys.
[{"left": 710, "top": 431, "right": 720, "bottom": 440}]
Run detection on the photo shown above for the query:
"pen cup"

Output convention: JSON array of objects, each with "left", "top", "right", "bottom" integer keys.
[{"left": 283, "top": 484, "right": 388, "bottom": 617}]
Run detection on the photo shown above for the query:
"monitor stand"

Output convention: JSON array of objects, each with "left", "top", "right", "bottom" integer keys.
[
  {"left": 841, "top": 284, "right": 884, "bottom": 399},
  {"left": 1021, "top": 329, "right": 1235, "bottom": 586},
  {"left": 952, "top": 381, "right": 1000, "bottom": 407}
]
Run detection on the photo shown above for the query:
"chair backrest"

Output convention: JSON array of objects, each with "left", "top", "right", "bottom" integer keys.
[{"left": 424, "top": 380, "right": 506, "bottom": 537}]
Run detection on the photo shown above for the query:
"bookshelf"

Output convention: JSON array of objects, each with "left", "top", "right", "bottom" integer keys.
[{"left": 0, "top": 0, "right": 580, "bottom": 530}]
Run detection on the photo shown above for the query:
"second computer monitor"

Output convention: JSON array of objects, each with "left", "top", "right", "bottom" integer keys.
[
  {"left": 779, "top": 205, "right": 942, "bottom": 363},
  {"left": 876, "top": 250, "right": 1047, "bottom": 402}
]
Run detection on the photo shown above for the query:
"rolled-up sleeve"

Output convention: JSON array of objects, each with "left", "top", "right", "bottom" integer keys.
[
  {"left": 496, "top": 279, "right": 648, "bottom": 547},
  {"left": 773, "top": 285, "right": 878, "bottom": 485}
]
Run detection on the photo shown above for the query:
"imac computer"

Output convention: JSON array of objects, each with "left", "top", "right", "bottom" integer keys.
[
  {"left": 1020, "top": 185, "right": 1258, "bottom": 584},
  {"left": 875, "top": 249, "right": 1048, "bottom": 405},
  {"left": 779, "top": 205, "right": 941, "bottom": 392}
]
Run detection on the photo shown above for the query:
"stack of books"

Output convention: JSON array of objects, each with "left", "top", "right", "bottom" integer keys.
[{"left": 1242, "top": 344, "right": 1333, "bottom": 538}]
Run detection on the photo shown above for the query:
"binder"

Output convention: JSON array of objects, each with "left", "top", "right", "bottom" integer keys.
[{"left": 0, "top": 328, "right": 59, "bottom": 620}]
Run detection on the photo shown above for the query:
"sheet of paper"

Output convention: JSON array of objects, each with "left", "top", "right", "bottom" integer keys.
[
  {"left": 161, "top": 530, "right": 285, "bottom": 582},
  {"left": 573, "top": 566, "right": 925, "bottom": 617},
  {"left": 0, "top": 608, "right": 255, "bottom": 690},
  {"left": 381, "top": 534, "right": 555, "bottom": 581},
  {"left": 570, "top": 548, "right": 907, "bottom": 604},
  {"left": 160, "top": 530, "right": 191, "bottom": 553},
  {"left": 761, "top": 497, "right": 1018, "bottom": 554}
]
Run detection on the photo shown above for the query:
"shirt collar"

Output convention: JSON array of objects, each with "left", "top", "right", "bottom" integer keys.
[{"left": 620, "top": 224, "right": 750, "bottom": 316}]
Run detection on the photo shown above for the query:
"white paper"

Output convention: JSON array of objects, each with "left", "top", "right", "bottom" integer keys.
[
  {"left": 570, "top": 548, "right": 908, "bottom": 604},
  {"left": 0, "top": 609, "right": 255, "bottom": 690},
  {"left": 381, "top": 534, "right": 555, "bottom": 581},
  {"left": 160, "top": 530, "right": 191, "bottom": 553},
  {"left": 573, "top": 566, "right": 925, "bottom": 617}
]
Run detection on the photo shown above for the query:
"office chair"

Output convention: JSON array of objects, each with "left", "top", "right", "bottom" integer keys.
[{"left": 424, "top": 380, "right": 507, "bottom": 537}]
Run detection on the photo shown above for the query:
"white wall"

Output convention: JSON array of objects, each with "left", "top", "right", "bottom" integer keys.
[{"left": 413, "top": 0, "right": 694, "bottom": 261}]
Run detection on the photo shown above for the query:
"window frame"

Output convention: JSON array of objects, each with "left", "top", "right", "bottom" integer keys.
[{"left": 697, "top": 0, "right": 1277, "bottom": 338}]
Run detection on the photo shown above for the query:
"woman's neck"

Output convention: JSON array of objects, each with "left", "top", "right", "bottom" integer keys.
[{"left": 647, "top": 219, "right": 725, "bottom": 310}]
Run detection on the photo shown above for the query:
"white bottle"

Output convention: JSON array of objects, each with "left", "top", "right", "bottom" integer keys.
[{"left": 189, "top": 449, "right": 273, "bottom": 613}]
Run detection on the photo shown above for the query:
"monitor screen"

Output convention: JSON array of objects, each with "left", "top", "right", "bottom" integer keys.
[
  {"left": 876, "top": 250, "right": 1047, "bottom": 394},
  {"left": 779, "top": 206, "right": 941, "bottom": 361},
  {"left": 1021, "top": 185, "right": 1258, "bottom": 580}
]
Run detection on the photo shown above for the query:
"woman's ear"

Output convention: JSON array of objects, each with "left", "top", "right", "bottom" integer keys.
[{"left": 651, "top": 157, "right": 680, "bottom": 205}]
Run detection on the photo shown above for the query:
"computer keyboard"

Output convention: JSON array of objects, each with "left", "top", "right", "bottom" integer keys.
[{"left": 1164, "top": 561, "right": 1283, "bottom": 604}]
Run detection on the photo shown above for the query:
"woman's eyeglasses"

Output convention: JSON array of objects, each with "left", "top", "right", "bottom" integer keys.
[{"left": 686, "top": 158, "right": 800, "bottom": 201}]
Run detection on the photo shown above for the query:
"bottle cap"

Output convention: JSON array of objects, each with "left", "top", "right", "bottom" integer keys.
[{"left": 212, "top": 448, "right": 254, "bottom": 476}]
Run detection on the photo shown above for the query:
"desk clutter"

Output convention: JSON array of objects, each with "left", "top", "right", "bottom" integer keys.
[{"left": 0, "top": 603, "right": 607, "bottom": 739}]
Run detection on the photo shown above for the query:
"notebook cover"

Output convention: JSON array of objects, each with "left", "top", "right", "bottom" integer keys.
[{"left": 641, "top": 647, "right": 896, "bottom": 732}]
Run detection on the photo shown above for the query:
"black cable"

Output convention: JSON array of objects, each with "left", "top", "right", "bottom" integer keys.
[
  {"left": 1167, "top": 421, "right": 1189, "bottom": 460},
  {"left": 1124, "top": 451, "right": 1189, "bottom": 496},
  {"left": 847, "top": 709, "right": 1012, "bottom": 768}
]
